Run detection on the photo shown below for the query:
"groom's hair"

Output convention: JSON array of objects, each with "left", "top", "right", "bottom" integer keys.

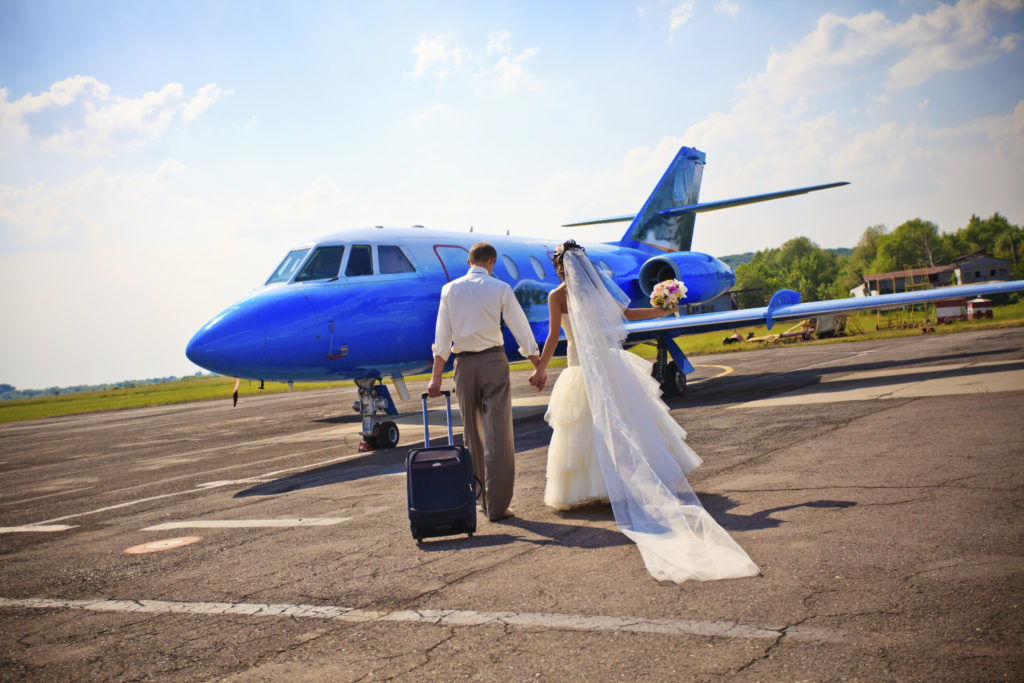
[{"left": 469, "top": 242, "right": 497, "bottom": 264}]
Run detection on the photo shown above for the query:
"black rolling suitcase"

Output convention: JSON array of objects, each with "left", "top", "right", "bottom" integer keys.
[{"left": 406, "top": 391, "right": 477, "bottom": 542}]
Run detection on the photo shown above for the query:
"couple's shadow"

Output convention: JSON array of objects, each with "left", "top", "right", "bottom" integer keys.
[
  {"left": 418, "top": 495, "right": 856, "bottom": 551},
  {"left": 699, "top": 493, "right": 856, "bottom": 531}
]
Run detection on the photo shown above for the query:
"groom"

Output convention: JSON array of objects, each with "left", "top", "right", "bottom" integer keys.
[{"left": 427, "top": 242, "right": 541, "bottom": 521}]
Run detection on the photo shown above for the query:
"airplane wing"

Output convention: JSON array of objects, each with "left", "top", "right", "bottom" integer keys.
[
  {"left": 623, "top": 280, "right": 1024, "bottom": 339},
  {"left": 562, "top": 182, "right": 849, "bottom": 227},
  {"left": 657, "top": 182, "right": 849, "bottom": 218}
]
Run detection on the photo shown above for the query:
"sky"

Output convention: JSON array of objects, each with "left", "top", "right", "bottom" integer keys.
[{"left": 1, "top": 0, "right": 1022, "bottom": 390}]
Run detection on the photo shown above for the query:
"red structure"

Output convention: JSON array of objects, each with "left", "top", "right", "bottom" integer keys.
[{"left": 967, "top": 297, "right": 993, "bottom": 320}]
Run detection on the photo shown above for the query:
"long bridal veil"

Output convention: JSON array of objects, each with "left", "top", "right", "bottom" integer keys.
[{"left": 562, "top": 250, "right": 759, "bottom": 582}]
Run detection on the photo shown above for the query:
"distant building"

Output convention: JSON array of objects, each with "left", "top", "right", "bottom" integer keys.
[
  {"left": 688, "top": 291, "right": 737, "bottom": 314},
  {"left": 862, "top": 253, "right": 1012, "bottom": 295},
  {"left": 862, "top": 265, "right": 956, "bottom": 295},
  {"left": 951, "top": 253, "right": 1012, "bottom": 285}
]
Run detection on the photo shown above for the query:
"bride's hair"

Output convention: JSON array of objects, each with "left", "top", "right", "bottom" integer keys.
[{"left": 552, "top": 239, "right": 584, "bottom": 280}]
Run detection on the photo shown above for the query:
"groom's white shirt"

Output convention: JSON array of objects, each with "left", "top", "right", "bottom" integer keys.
[{"left": 432, "top": 265, "right": 539, "bottom": 361}]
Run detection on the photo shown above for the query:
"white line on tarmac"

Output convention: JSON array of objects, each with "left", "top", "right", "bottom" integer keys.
[
  {"left": 32, "top": 450, "right": 377, "bottom": 527},
  {"left": 0, "top": 597, "right": 839, "bottom": 642},
  {"left": 141, "top": 518, "right": 352, "bottom": 531},
  {"left": 733, "top": 359, "right": 1024, "bottom": 408},
  {"left": 0, "top": 525, "right": 77, "bottom": 534}
]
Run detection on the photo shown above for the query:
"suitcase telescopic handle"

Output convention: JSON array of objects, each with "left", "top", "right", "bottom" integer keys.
[{"left": 420, "top": 391, "right": 454, "bottom": 447}]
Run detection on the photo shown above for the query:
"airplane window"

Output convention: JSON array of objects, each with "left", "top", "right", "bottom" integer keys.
[
  {"left": 294, "top": 246, "right": 345, "bottom": 282},
  {"left": 529, "top": 255, "right": 546, "bottom": 279},
  {"left": 266, "top": 248, "right": 311, "bottom": 284},
  {"left": 346, "top": 244, "right": 374, "bottom": 276},
  {"left": 379, "top": 245, "right": 415, "bottom": 274},
  {"left": 501, "top": 254, "right": 519, "bottom": 280}
]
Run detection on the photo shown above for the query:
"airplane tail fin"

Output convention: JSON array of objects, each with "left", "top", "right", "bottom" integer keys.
[
  {"left": 620, "top": 146, "right": 705, "bottom": 253},
  {"left": 562, "top": 147, "right": 706, "bottom": 253},
  {"left": 561, "top": 145, "right": 848, "bottom": 254}
]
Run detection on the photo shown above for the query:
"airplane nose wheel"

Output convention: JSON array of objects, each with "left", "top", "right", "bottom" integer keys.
[
  {"left": 356, "top": 378, "right": 400, "bottom": 450},
  {"left": 373, "top": 420, "right": 400, "bottom": 449}
]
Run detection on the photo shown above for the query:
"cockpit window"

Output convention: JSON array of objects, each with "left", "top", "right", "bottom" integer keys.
[
  {"left": 294, "top": 246, "right": 345, "bottom": 282},
  {"left": 379, "top": 245, "right": 415, "bottom": 274},
  {"left": 346, "top": 244, "right": 374, "bottom": 276},
  {"left": 266, "top": 248, "right": 311, "bottom": 284}
]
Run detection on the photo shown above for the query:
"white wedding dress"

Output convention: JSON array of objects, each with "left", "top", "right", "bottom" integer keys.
[
  {"left": 542, "top": 251, "right": 759, "bottom": 583},
  {"left": 544, "top": 314, "right": 701, "bottom": 508}
]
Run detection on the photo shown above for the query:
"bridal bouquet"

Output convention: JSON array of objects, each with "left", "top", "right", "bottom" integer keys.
[{"left": 650, "top": 279, "right": 687, "bottom": 311}]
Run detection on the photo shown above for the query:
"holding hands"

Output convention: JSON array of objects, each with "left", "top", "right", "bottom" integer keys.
[{"left": 528, "top": 355, "right": 546, "bottom": 392}]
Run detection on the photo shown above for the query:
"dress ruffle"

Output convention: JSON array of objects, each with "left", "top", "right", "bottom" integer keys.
[{"left": 543, "top": 347, "right": 701, "bottom": 510}]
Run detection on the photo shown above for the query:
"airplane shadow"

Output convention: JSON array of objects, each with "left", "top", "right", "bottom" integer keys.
[
  {"left": 668, "top": 345, "right": 1020, "bottom": 409},
  {"left": 699, "top": 493, "right": 857, "bottom": 531},
  {"left": 234, "top": 424, "right": 551, "bottom": 498},
  {"left": 234, "top": 452, "right": 406, "bottom": 497}
]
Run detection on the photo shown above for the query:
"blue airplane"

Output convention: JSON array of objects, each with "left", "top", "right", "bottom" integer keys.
[{"left": 185, "top": 145, "right": 1024, "bottom": 449}]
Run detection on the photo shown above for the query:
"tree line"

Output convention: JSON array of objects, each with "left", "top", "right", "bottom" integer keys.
[{"left": 729, "top": 213, "right": 1023, "bottom": 309}]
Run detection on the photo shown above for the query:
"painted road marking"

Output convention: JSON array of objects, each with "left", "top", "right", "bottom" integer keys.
[
  {"left": 732, "top": 360, "right": 1024, "bottom": 408},
  {"left": 142, "top": 518, "right": 351, "bottom": 531},
  {"left": 30, "top": 450, "right": 378, "bottom": 527},
  {"left": 0, "top": 597, "right": 839, "bottom": 642},
  {"left": 124, "top": 537, "right": 203, "bottom": 554},
  {"left": 0, "top": 524, "right": 77, "bottom": 534},
  {"left": 688, "top": 364, "right": 734, "bottom": 386}
]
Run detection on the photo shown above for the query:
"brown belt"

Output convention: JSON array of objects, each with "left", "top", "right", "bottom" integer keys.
[{"left": 454, "top": 345, "right": 504, "bottom": 358}]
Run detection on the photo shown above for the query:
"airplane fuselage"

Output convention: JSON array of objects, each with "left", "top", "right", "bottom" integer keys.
[{"left": 185, "top": 226, "right": 735, "bottom": 383}]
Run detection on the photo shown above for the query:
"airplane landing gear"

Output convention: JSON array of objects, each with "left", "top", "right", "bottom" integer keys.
[
  {"left": 652, "top": 339, "right": 688, "bottom": 397},
  {"left": 355, "top": 378, "right": 399, "bottom": 450}
]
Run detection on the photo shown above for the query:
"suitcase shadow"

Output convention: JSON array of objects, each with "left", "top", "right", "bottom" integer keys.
[{"left": 414, "top": 513, "right": 631, "bottom": 551}]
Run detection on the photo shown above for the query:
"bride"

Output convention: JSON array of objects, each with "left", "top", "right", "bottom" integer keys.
[{"left": 529, "top": 240, "right": 759, "bottom": 583}]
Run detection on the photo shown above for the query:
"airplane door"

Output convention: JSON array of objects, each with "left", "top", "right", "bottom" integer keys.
[{"left": 434, "top": 245, "right": 470, "bottom": 282}]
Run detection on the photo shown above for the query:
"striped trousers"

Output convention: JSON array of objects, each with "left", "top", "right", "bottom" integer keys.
[{"left": 453, "top": 348, "right": 514, "bottom": 521}]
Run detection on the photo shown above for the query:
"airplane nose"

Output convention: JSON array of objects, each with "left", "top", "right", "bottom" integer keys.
[{"left": 186, "top": 309, "right": 267, "bottom": 376}]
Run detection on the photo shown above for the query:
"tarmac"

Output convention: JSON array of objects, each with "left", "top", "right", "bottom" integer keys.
[{"left": 1, "top": 327, "right": 1022, "bottom": 681}]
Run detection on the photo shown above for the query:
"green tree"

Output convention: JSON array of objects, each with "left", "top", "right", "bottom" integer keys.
[
  {"left": 733, "top": 237, "right": 841, "bottom": 307},
  {"left": 870, "top": 218, "right": 946, "bottom": 272},
  {"left": 835, "top": 225, "right": 886, "bottom": 294},
  {"left": 959, "top": 213, "right": 1014, "bottom": 255}
]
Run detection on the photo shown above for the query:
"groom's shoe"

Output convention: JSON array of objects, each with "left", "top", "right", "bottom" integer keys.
[{"left": 488, "top": 507, "right": 514, "bottom": 522}]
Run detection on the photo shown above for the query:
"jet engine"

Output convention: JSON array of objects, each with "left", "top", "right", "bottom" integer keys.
[{"left": 637, "top": 251, "right": 735, "bottom": 305}]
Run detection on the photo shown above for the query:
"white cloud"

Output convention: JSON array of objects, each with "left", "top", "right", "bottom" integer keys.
[
  {"left": 742, "top": 0, "right": 1022, "bottom": 103},
  {"left": 0, "top": 159, "right": 193, "bottom": 251},
  {"left": 408, "top": 103, "right": 450, "bottom": 123},
  {"left": 410, "top": 32, "right": 469, "bottom": 79},
  {"left": 715, "top": 0, "right": 740, "bottom": 18},
  {"left": 549, "top": 2, "right": 1024, "bottom": 256},
  {"left": 0, "top": 77, "right": 229, "bottom": 156},
  {"left": 669, "top": 2, "right": 695, "bottom": 38},
  {"left": 409, "top": 31, "right": 538, "bottom": 93},
  {"left": 228, "top": 176, "right": 373, "bottom": 241},
  {"left": 183, "top": 83, "right": 231, "bottom": 122}
]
